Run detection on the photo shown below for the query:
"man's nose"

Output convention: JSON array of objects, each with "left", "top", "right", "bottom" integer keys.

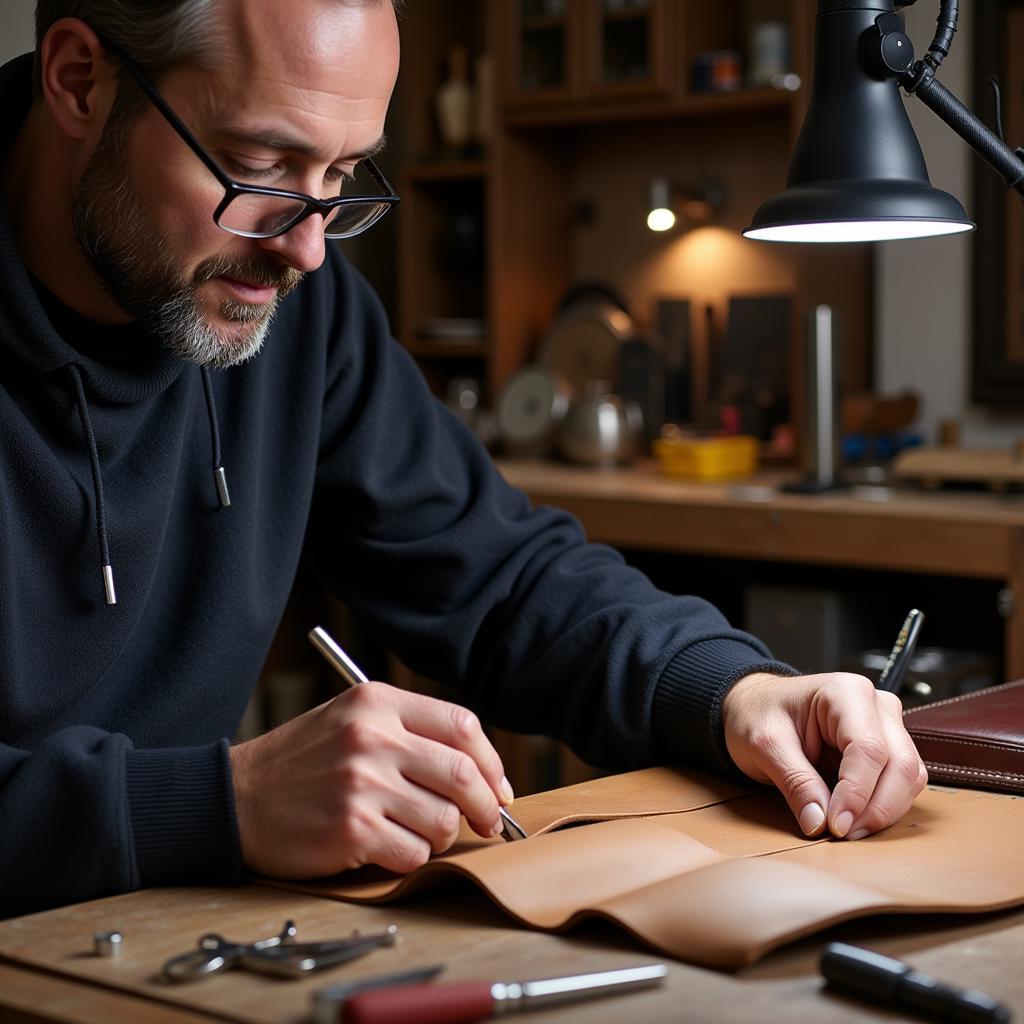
[{"left": 257, "top": 213, "right": 328, "bottom": 274}]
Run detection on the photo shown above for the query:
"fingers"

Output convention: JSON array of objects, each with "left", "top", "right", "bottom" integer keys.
[
  {"left": 231, "top": 683, "right": 511, "bottom": 880},
  {"left": 823, "top": 682, "right": 927, "bottom": 839},
  {"left": 722, "top": 672, "right": 834, "bottom": 836},
  {"left": 821, "top": 676, "right": 889, "bottom": 836},
  {"left": 842, "top": 692, "right": 928, "bottom": 839},
  {"left": 399, "top": 732, "right": 507, "bottom": 840},
  {"left": 723, "top": 671, "right": 928, "bottom": 843},
  {"left": 343, "top": 772, "right": 471, "bottom": 865},
  {"left": 333, "top": 793, "right": 434, "bottom": 874},
  {"left": 396, "top": 690, "right": 512, "bottom": 805},
  {"left": 744, "top": 718, "right": 833, "bottom": 837},
  {"left": 340, "top": 684, "right": 509, "bottom": 840}
]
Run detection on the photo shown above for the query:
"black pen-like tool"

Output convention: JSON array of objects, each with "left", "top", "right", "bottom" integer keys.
[
  {"left": 876, "top": 608, "right": 924, "bottom": 696},
  {"left": 821, "top": 943, "right": 1013, "bottom": 1023}
]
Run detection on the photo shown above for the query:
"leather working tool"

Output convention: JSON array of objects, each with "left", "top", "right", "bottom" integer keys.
[
  {"left": 341, "top": 963, "right": 668, "bottom": 1024},
  {"left": 162, "top": 921, "right": 398, "bottom": 981}
]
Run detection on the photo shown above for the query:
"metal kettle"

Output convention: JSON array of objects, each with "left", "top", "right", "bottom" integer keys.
[{"left": 557, "top": 381, "right": 643, "bottom": 467}]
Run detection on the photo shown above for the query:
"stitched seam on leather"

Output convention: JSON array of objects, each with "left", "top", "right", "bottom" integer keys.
[
  {"left": 926, "top": 762, "right": 1024, "bottom": 783},
  {"left": 547, "top": 812, "right": 666, "bottom": 828},
  {"left": 903, "top": 678, "right": 1024, "bottom": 720},
  {"left": 751, "top": 836, "right": 831, "bottom": 858},
  {"left": 912, "top": 735, "right": 1023, "bottom": 753},
  {"left": 541, "top": 796, "right": 749, "bottom": 831}
]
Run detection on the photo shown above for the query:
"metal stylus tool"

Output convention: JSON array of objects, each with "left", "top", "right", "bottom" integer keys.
[{"left": 308, "top": 626, "right": 528, "bottom": 843}]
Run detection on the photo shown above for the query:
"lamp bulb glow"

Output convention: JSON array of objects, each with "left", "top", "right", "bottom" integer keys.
[
  {"left": 647, "top": 208, "right": 676, "bottom": 232},
  {"left": 743, "top": 219, "right": 974, "bottom": 243}
]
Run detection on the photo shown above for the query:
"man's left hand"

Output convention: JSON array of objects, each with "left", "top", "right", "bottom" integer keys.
[{"left": 721, "top": 672, "right": 928, "bottom": 839}]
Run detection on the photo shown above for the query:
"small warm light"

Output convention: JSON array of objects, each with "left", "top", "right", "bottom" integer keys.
[
  {"left": 647, "top": 176, "right": 723, "bottom": 234},
  {"left": 647, "top": 207, "right": 677, "bottom": 232},
  {"left": 743, "top": 219, "right": 974, "bottom": 243}
]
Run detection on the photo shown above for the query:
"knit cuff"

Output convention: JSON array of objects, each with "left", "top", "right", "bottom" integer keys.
[
  {"left": 126, "top": 739, "right": 245, "bottom": 888},
  {"left": 652, "top": 637, "right": 797, "bottom": 777}
]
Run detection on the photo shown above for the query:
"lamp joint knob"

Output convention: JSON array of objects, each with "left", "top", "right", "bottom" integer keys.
[{"left": 867, "top": 13, "right": 915, "bottom": 78}]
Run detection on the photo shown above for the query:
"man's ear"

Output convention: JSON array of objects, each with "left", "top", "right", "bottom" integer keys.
[{"left": 38, "top": 18, "right": 116, "bottom": 141}]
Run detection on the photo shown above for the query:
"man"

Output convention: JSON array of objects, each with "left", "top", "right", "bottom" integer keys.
[{"left": 0, "top": 0, "right": 926, "bottom": 919}]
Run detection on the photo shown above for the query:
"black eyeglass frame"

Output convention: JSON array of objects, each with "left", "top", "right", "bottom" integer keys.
[{"left": 101, "top": 40, "right": 400, "bottom": 240}]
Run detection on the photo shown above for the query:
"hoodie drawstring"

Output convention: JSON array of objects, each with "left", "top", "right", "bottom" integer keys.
[
  {"left": 68, "top": 364, "right": 231, "bottom": 607},
  {"left": 69, "top": 364, "right": 116, "bottom": 605},
  {"left": 200, "top": 366, "right": 231, "bottom": 509}
]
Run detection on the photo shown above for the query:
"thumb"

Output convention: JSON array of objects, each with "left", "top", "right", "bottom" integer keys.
[{"left": 753, "top": 727, "right": 832, "bottom": 837}]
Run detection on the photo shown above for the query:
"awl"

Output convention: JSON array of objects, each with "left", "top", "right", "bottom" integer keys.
[{"left": 341, "top": 963, "right": 667, "bottom": 1024}]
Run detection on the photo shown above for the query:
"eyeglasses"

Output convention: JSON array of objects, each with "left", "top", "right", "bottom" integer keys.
[{"left": 102, "top": 42, "right": 400, "bottom": 240}]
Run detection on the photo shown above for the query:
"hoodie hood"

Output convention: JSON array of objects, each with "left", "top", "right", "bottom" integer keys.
[
  {"left": 1, "top": 52, "right": 229, "bottom": 606},
  {"left": 0, "top": 53, "right": 187, "bottom": 403}
]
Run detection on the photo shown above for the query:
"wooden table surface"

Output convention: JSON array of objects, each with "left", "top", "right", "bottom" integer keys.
[
  {"left": 5, "top": 464, "right": 1024, "bottom": 1021},
  {"left": 1, "top": 884, "right": 1022, "bottom": 1023},
  {"left": 496, "top": 459, "right": 1024, "bottom": 677}
]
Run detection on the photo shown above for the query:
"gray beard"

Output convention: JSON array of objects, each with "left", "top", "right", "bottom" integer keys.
[
  {"left": 127, "top": 268, "right": 279, "bottom": 371},
  {"left": 70, "top": 121, "right": 301, "bottom": 369}
]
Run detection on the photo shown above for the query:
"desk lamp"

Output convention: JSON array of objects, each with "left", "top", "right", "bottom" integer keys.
[{"left": 744, "top": 0, "right": 1024, "bottom": 243}]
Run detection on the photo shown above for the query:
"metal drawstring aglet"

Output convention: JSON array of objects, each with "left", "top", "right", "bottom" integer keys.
[
  {"left": 102, "top": 564, "right": 117, "bottom": 605},
  {"left": 214, "top": 466, "right": 231, "bottom": 508}
]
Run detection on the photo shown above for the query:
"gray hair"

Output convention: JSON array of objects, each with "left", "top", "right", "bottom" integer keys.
[
  {"left": 34, "top": 0, "right": 224, "bottom": 103},
  {"left": 33, "top": 0, "right": 401, "bottom": 99},
  {"left": 38, "top": 1, "right": 218, "bottom": 75}
]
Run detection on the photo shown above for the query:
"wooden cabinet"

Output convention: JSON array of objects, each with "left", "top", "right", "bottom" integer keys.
[
  {"left": 504, "top": 0, "right": 676, "bottom": 108},
  {"left": 395, "top": 0, "right": 871, "bottom": 410},
  {"left": 503, "top": 0, "right": 803, "bottom": 123}
]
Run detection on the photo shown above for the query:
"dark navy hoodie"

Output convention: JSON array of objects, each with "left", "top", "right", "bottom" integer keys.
[{"left": 0, "top": 53, "right": 790, "bottom": 918}]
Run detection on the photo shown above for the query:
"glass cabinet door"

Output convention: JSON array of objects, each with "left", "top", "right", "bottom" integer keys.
[
  {"left": 504, "top": 0, "right": 677, "bottom": 108},
  {"left": 588, "top": 0, "right": 675, "bottom": 97},
  {"left": 506, "top": 0, "right": 580, "bottom": 103}
]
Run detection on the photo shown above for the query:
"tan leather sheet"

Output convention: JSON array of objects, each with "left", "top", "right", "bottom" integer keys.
[{"left": 264, "top": 769, "right": 1024, "bottom": 968}]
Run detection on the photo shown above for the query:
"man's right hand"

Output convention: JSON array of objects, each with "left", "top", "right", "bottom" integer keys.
[{"left": 229, "top": 682, "right": 513, "bottom": 879}]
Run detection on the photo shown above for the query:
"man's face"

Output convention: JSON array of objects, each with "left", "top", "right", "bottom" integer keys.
[{"left": 72, "top": 0, "right": 399, "bottom": 368}]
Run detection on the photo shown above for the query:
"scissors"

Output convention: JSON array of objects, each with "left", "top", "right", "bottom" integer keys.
[{"left": 162, "top": 920, "right": 399, "bottom": 981}]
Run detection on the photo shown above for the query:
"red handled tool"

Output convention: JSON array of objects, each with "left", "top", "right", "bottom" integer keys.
[{"left": 341, "top": 963, "right": 667, "bottom": 1024}]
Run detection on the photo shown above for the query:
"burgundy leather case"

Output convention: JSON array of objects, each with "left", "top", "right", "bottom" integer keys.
[{"left": 904, "top": 679, "right": 1024, "bottom": 794}]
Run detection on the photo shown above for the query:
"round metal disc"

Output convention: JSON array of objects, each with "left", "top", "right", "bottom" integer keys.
[{"left": 495, "top": 367, "right": 568, "bottom": 451}]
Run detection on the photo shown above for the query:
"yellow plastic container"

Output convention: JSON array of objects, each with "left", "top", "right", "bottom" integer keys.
[{"left": 653, "top": 435, "right": 759, "bottom": 481}]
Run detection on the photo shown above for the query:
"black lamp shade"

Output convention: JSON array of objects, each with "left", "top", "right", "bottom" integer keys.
[{"left": 744, "top": 1, "right": 973, "bottom": 243}]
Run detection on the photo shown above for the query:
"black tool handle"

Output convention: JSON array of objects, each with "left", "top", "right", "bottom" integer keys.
[{"left": 821, "top": 943, "right": 1013, "bottom": 1023}]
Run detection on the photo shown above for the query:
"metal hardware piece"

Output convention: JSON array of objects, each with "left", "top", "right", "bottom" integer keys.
[{"left": 93, "top": 930, "right": 123, "bottom": 957}]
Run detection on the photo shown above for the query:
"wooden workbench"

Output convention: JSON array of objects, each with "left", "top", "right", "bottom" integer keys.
[
  {"left": 1, "top": 884, "right": 1022, "bottom": 1023},
  {"left": 496, "top": 459, "right": 1024, "bottom": 679}
]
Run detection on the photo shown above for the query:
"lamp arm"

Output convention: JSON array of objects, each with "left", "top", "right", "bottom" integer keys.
[
  {"left": 893, "top": 1, "right": 1024, "bottom": 198},
  {"left": 921, "top": 0, "right": 958, "bottom": 71},
  {"left": 901, "top": 66, "right": 1024, "bottom": 197}
]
